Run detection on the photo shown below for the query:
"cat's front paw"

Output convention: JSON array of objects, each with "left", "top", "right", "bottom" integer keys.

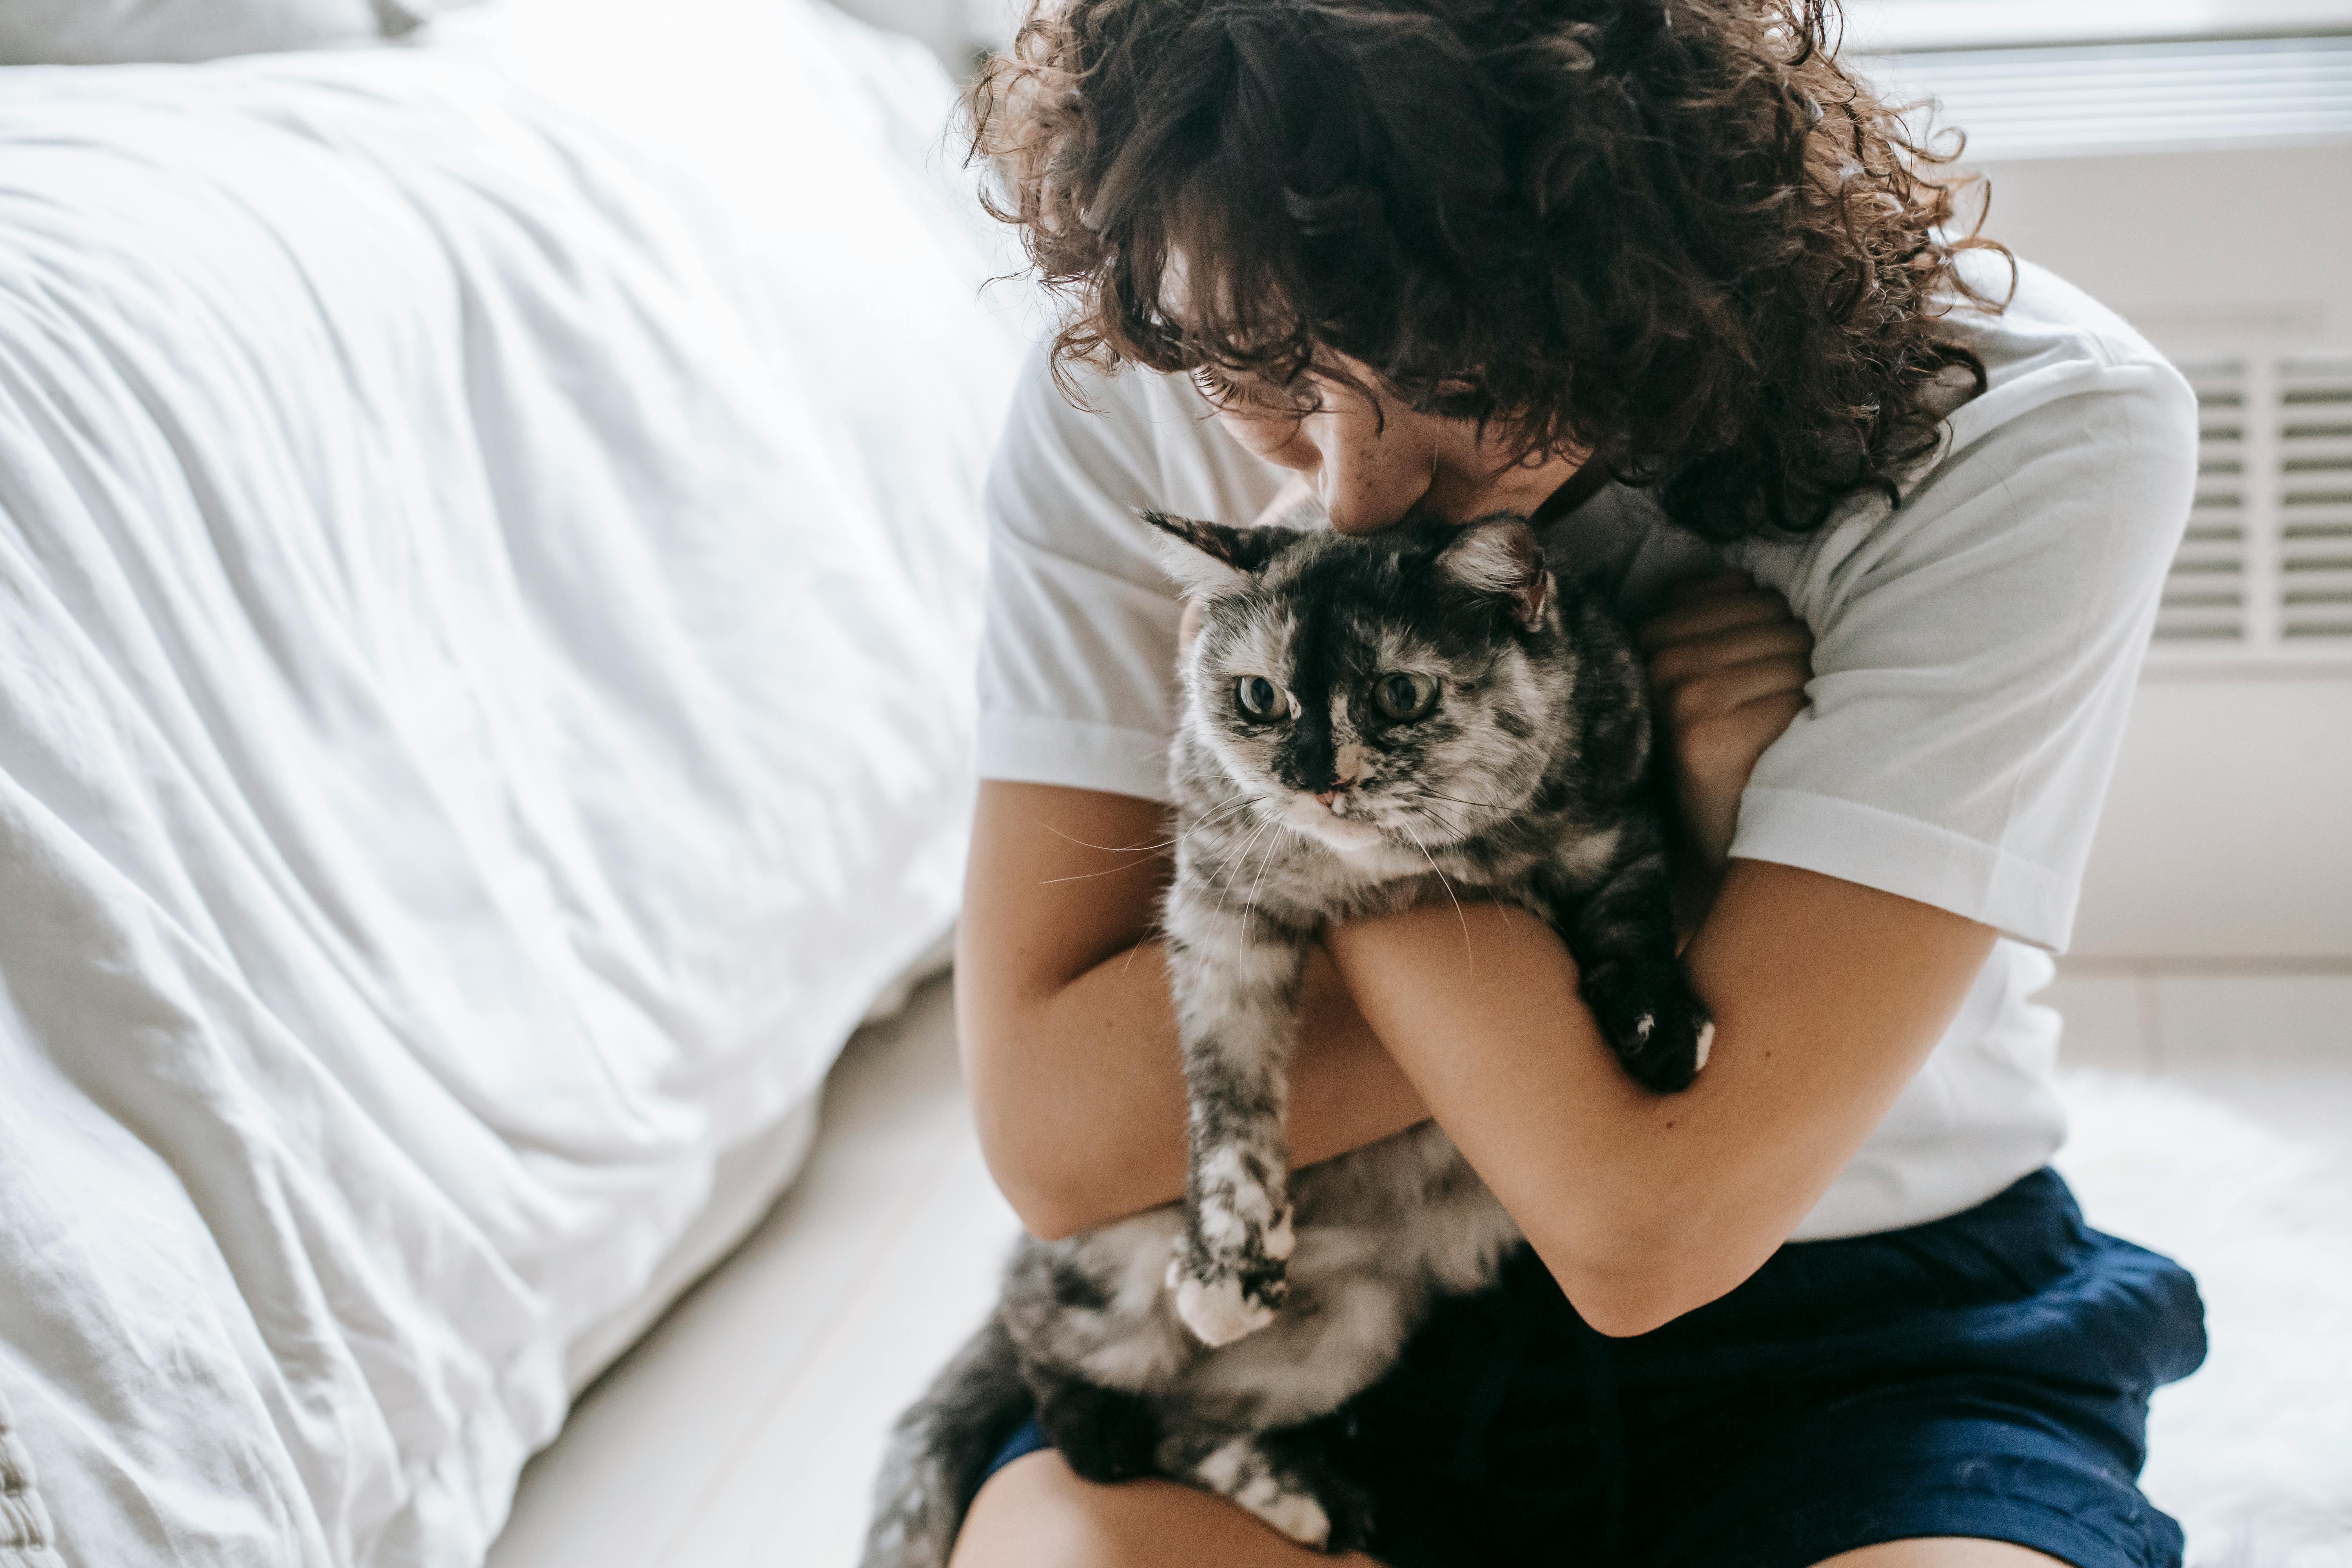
[
  {"left": 1169, "top": 1151, "right": 1294, "bottom": 1344},
  {"left": 1171, "top": 1266, "right": 1282, "bottom": 1347},
  {"left": 1585, "top": 962, "right": 1713, "bottom": 1093},
  {"left": 1166, "top": 1207, "right": 1294, "bottom": 1345}
]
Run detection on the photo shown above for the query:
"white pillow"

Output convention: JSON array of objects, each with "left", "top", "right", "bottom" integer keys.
[{"left": 0, "top": 0, "right": 476, "bottom": 64}]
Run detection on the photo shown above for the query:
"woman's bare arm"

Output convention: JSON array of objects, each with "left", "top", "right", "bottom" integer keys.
[
  {"left": 1325, "top": 866, "right": 1995, "bottom": 1338},
  {"left": 1307, "top": 573, "right": 1992, "bottom": 1335},
  {"left": 956, "top": 780, "right": 1428, "bottom": 1240}
]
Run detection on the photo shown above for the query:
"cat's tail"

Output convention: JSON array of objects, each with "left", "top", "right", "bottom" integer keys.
[{"left": 859, "top": 1310, "right": 1034, "bottom": 1568}]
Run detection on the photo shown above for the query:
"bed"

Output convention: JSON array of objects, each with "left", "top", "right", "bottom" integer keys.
[{"left": 0, "top": 2, "right": 1027, "bottom": 1562}]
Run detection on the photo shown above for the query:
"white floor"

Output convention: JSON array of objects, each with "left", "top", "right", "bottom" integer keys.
[
  {"left": 484, "top": 978, "right": 1021, "bottom": 1568},
  {"left": 485, "top": 964, "right": 2351, "bottom": 1568}
]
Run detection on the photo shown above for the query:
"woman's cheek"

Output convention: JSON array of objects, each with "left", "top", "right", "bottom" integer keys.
[{"left": 1214, "top": 408, "right": 1319, "bottom": 473}]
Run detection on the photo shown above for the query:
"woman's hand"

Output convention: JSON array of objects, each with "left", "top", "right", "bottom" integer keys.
[{"left": 1638, "top": 573, "right": 1814, "bottom": 875}]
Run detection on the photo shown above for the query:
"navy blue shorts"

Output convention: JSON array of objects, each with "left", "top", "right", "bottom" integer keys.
[{"left": 978, "top": 1167, "right": 2207, "bottom": 1567}]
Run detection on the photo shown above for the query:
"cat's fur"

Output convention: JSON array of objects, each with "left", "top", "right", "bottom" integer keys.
[{"left": 860, "top": 512, "right": 1709, "bottom": 1564}]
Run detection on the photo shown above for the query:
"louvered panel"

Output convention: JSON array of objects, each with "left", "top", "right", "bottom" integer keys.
[
  {"left": 2157, "top": 358, "right": 2252, "bottom": 645},
  {"left": 2278, "top": 355, "right": 2352, "bottom": 641},
  {"left": 2146, "top": 347, "right": 2352, "bottom": 664}
]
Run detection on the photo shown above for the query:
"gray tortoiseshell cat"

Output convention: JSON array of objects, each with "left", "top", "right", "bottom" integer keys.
[{"left": 861, "top": 510, "right": 1709, "bottom": 1564}]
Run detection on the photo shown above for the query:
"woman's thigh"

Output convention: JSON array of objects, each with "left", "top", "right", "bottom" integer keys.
[{"left": 949, "top": 1451, "right": 1388, "bottom": 1568}]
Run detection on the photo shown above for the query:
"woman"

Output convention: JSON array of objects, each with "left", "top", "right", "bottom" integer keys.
[{"left": 948, "top": 0, "right": 2207, "bottom": 1563}]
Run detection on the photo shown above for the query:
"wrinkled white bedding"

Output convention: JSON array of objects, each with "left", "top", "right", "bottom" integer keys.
[{"left": 0, "top": 4, "right": 1024, "bottom": 1563}]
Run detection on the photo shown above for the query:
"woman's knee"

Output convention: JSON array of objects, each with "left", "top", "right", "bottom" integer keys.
[
  {"left": 947, "top": 1450, "right": 1377, "bottom": 1568},
  {"left": 948, "top": 1453, "right": 1112, "bottom": 1568}
]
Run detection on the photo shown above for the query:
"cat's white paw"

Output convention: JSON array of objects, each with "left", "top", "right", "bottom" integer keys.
[
  {"left": 1694, "top": 1020, "right": 1715, "bottom": 1072},
  {"left": 1195, "top": 1441, "right": 1331, "bottom": 1549},
  {"left": 1240, "top": 1485, "right": 1330, "bottom": 1548},
  {"left": 1174, "top": 1272, "right": 1276, "bottom": 1346}
]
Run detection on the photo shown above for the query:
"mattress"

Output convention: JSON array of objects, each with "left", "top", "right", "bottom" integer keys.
[
  {"left": 564, "top": 931, "right": 953, "bottom": 1396},
  {"left": 564, "top": 1098, "right": 825, "bottom": 1397},
  {"left": 0, "top": 3, "right": 1024, "bottom": 1564}
]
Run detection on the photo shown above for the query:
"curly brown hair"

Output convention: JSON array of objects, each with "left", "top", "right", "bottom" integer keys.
[{"left": 967, "top": 0, "right": 2011, "bottom": 540}]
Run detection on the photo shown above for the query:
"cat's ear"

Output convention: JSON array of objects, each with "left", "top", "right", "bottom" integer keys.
[
  {"left": 1438, "top": 514, "right": 1549, "bottom": 629},
  {"left": 1141, "top": 511, "right": 1289, "bottom": 596}
]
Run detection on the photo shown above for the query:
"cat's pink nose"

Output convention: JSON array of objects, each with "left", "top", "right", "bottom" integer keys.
[{"left": 1316, "top": 746, "right": 1365, "bottom": 811}]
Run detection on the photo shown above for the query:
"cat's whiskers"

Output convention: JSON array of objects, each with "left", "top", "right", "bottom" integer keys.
[
  {"left": 1041, "top": 864, "right": 1157, "bottom": 886},
  {"left": 1035, "top": 792, "right": 1253, "bottom": 859},
  {"left": 1036, "top": 794, "right": 1259, "bottom": 885},
  {"left": 1209, "top": 813, "right": 1282, "bottom": 926},
  {"left": 1037, "top": 820, "right": 1165, "bottom": 855},
  {"left": 1396, "top": 793, "right": 1474, "bottom": 843},
  {"left": 1414, "top": 789, "right": 1516, "bottom": 814},
  {"left": 1119, "top": 911, "right": 1168, "bottom": 976},
  {"left": 1396, "top": 818, "right": 1474, "bottom": 968},
  {"left": 1240, "top": 810, "right": 1293, "bottom": 946},
  {"left": 1112, "top": 800, "right": 1268, "bottom": 975}
]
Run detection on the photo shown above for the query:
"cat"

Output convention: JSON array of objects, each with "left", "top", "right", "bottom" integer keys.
[{"left": 860, "top": 510, "right": 1710, "bottom": 1564}]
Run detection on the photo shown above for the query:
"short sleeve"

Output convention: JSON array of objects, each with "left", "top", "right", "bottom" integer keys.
[
  {"left": 1729, "top": 300, "right": 2199, "bottom": 952},
  {"left": 975, "top": 349, "right": 1287, "bottom": 802}
]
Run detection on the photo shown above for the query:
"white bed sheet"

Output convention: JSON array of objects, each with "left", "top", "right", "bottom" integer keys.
[{"left": 0, "top": 4, "right": 1024, "bottom": 1563}]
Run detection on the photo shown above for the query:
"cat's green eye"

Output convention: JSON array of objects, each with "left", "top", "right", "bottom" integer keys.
[
  {"left": 1234, "top": 675, "right": 1287, "bottom": 722},
  {"left": 1374, "top": 671, "right": 1438, "bottom": 722}
]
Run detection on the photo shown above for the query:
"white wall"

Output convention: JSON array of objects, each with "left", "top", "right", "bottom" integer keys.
[
  {"left": 1975, "top": 145, "right": 2352, "bottom": 346},
  {"left": 2074, "top": 678, "right": 2352, "bottom": 958}
]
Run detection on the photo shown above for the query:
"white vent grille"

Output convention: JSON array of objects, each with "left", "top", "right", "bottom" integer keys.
[
  {"left": 2281, "top": 355, "right": 2352, "bottom": 641},
  {"left": 2152, "top": 350, "right": 2352, "bottom": 663}
]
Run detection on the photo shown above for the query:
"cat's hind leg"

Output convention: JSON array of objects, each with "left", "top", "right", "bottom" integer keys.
[
  {"left": 1170, "top": 1426, "right": 1375, "bottom": 1553},
  {"left": 860, "top": 1313, "right": 1034, "bottom": 1568},
  {"left": 1033, "top": 1369, "right": 1163, "bottom": 1486},
  {"left": 1161, "top": 885, "right": 1310, "bottom": 1346}
]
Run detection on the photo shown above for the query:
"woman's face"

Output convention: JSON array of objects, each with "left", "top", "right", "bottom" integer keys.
[{"left": 1204, "top": 355, "right": 1584, "bottom": 534}]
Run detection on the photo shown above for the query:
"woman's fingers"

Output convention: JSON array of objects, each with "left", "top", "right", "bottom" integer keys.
[
  {"left": 1659, "top": 651, "right": 1812, "bottom": 727},
  {"left": 1675, "top": 687, "right": 1809, "bottom": 777},
  {"left": 1644, "top": 621, "right": 1812, "bottom": 690},
  {"left": 1637, "top": 573, "right": 1815, "bottom": 873},
  {"left": 1639, "top": 579, "right": 1804, "bottom": 650}
]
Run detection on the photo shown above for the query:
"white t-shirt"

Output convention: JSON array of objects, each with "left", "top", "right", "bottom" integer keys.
[{"left": 973, "top": 257, "right": 2198, "bottom": 1240}]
